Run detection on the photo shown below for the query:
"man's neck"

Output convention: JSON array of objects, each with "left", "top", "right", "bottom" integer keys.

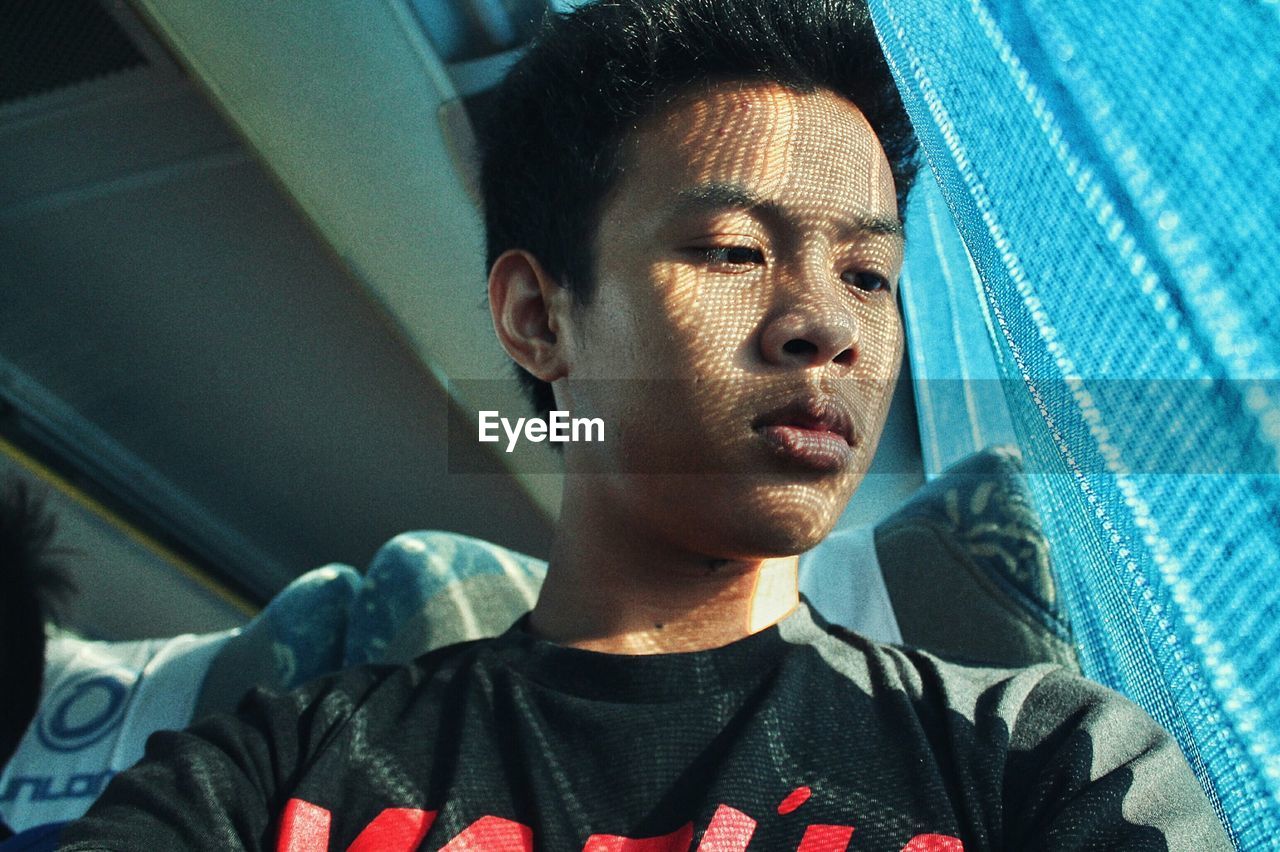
[{"left": 528, "top": 489, "right": 800, "bottom": 655}]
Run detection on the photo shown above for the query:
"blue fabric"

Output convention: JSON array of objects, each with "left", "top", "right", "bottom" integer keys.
[
  {"left": 343, "top": 531, "right": 547, "bottom": 665},
  {"left": 899, "top": 175, "right": 1017, "bottom": 477},
  {"left": 869, "top": 0, "right": 1280, "bottom": 845},
  {"left": 254, "top": 565, "right": 361, "bottom": 690}
]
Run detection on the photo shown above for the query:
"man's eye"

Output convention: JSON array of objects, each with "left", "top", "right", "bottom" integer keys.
[
  {"left": 697, "top": 246, "right": 765, "bottom": 267},
  {"left": 842, "top": 270, "right": 891, "bottom": 293}
]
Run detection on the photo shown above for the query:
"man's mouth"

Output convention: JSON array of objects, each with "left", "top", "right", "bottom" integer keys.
[{"left": 752, "top": 398, "right": 858, "bottom": 471}]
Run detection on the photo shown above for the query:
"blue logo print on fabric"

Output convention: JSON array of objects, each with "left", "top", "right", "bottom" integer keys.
[{"left": 36, "top": 673, "right": 131, "bottom": 753}]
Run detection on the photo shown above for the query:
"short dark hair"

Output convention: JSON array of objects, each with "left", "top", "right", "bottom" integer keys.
[
  {"left": 476, "top": 0, "right": 919, "bottom": 416},
  {"left": 1, "top": 478, "right": 75, "bottom": 770}
]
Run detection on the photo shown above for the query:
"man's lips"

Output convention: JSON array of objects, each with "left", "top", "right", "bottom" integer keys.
[
  {"left": 752, "top": 399, "right": 858, "bottom": 471},
  {"left": 753, "top": 399, "right": 857, "bottom": 446}
]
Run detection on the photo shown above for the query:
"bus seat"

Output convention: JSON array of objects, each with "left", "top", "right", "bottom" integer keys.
[
  {"left": 0, "top": 565, "right": 358, "bottom": 834},
  {"left": 876, "top": 445, "right": 1078, "bottom": 670}
]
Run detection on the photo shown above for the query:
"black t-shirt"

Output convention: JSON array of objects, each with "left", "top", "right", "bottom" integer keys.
[{"left": 59, "top": 602, "right": 1230, "bottom": 851}]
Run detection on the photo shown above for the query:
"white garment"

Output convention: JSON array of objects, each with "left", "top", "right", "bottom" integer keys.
[{"left": 0, "top": 630, "right": 231, "bottom": 832}]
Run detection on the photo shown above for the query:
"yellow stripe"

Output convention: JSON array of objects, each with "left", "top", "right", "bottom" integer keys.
[{"left": 0, "top": 434, "right": 259, "bottom": 617}]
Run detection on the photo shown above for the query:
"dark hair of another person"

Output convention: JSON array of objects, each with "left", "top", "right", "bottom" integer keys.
[
  {"left": 475, "top": 0, "right": 919, "bottom": 416},
  {"left": 0, "top": 478, "right": 75, "bottom": 772}
]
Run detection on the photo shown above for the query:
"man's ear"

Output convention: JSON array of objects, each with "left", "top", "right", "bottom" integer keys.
[{"left": 488, "top": 249, "right": 574, "bottom": 382}]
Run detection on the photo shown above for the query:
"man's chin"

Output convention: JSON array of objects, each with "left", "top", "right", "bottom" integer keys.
[
  {"left": 706, "top": 504, "right": 844, "bottom": 561},
  {"left": 620, "top": 471, "right": 854, "bottom": 560},
  {"left": 746, "top": 527, "right": 832, "bottom": 560},
  {"left": 733, "top": 479, "right": 855, "bottom": 548}
]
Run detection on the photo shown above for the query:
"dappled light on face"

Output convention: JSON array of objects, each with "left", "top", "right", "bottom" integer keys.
[{"left": 564, "top": 81, "right": 904, "bottom": 560}]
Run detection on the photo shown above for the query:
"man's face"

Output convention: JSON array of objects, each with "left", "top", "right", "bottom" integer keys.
[{"left": 557, "top": 80, "right": 904, "bottom": 559}]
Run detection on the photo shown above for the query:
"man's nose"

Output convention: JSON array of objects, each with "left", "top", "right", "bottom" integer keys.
[{"left": 759, "top": 277, "right": 859, "bottom": 369}]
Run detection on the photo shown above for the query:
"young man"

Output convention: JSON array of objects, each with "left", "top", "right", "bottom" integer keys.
[{"left": 60, "top": 0, "right": 1230, "bottom": 848}]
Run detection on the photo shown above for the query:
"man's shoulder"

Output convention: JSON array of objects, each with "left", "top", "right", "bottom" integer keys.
[
  {"left": 796, "top": 611, "right": 1141, "bottom": 736},
  {"left": 231, "top": 633, "right": 505, "bottom": 733},
  {"left": 797, "top": 617, "right": 1232, "bottom": 847},
  {"left": 789, "top": 603, "right": 1057, "bottom": 694}
]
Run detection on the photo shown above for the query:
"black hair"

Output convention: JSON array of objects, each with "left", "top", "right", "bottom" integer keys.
[
  {"left": 0, "top": 477, "right": 75, "bottom": 771},
  {"left": 476, "top": 0, "right": 919, "bottom": 416}
]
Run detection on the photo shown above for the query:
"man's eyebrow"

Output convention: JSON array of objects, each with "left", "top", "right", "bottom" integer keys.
[
  {"left": 674, "top": 182, "right": 764, "bottom": 213},
  {"left": 672, "top": 182, "right": 904, "bottom": 242}
]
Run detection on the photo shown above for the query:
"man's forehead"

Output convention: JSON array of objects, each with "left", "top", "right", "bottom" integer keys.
[{"left": 624, "top": 80, "right": 900, "bottom": 226}]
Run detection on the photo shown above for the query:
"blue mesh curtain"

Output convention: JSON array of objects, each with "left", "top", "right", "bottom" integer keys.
[
  {"left": 871, "top": 0, "right": 1280, "bottom": 846},
  {"left": 898, "top": 175, "right": 1017, "bottom": 477}
]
